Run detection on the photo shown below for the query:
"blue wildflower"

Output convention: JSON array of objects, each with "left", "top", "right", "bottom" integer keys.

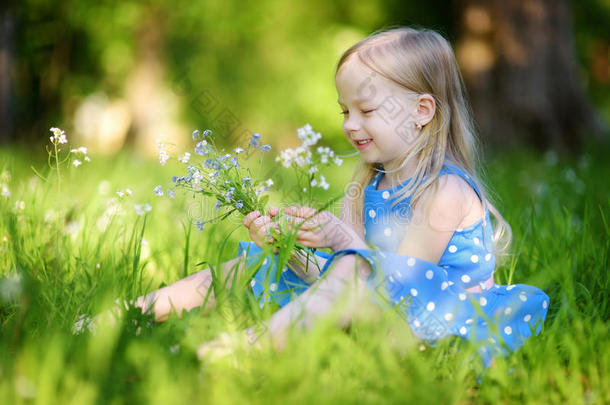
[
  {"left": 195, "top": 220, "right": 205, "bottom": 231},
  {"left": 172, "top": 176, "right": 178, "bottom": 185},
  {"left": 235, "top": 200, "right": 244, "bottom": 209},
  {"left": 215, "top": 200, "right": 222, "bottom": 210},
  {"left": 168, "top": 189, "right": 176, "bottom": 199},
  {"left": 192, "top": 129, "right": 200, "bottom": 140},
  {"left": 250, "top": 133, "right": 261, "bottom": 148},
  {"left": 242, "top": 176, "right": 251, "bottom": 185},
  {"left": 195, "top": 141, "right": 208, "bottom": 156},
  {"left": 231, "top": 157, "right": 239, "bottom": 168},
  {"left": 153, "top": 185, "right": 163, "bottom": 196},
  {"left": 204, "top": 159, "right": 219, "bottom": 169},
  {"left": 187, "top": 164, "right": 197, "bottom": 173},
  {"left": 202, "top": 129, "right": 212, "bottom": 138},
  {"left": 225, "top": 191, "right": 233, "bottom": 201},
  {"left": 260, "top": 144, "right": 272, "bottom": 152}
]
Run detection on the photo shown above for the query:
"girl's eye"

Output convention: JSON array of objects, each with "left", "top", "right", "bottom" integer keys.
[
  {"left": 340, "top": 110, "right": 349, "bottom": 115},
  {"left": 362, "top": 109, "right": 376, "bottom": 114}
]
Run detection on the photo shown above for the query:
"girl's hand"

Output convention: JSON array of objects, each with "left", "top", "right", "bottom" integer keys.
[
  {"left": 242, "top": 207, "right": 280, "bottom": 249},
  {"left": 284, "top": 206, "right": 359, "bottom": 251}
]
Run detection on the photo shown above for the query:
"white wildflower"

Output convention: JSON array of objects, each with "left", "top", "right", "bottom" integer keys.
[
  {"left": 297, "top": 123, "right": 322, "bottom": 147},
  {"left": 116, "top": 188, "right": 132, "bottom": 198},
  {"left": 192, "top": 170, "right": 203, "bottom": 185},
  {"left": 319, "top": 175, "right": 330, "bottom": 190},
  {"left": 310, "top": 178, "right": 318, "bottom": 187},
  {"left": 133, "top": 203, "right": 152, "bottom": 216},
  {"left": 334, "top": 157, "right": 343, "bottom": 166},
  {"left": 294, "top": 146, "right": 312, "bottom": 167},
  {"left": 1, "top": 184, "right": 10, "bottom": 198},
  {"left": 49, "top": 127, "right": 68, "bottom": 144},
  {"left": 178, "top": 152, "right": 191, "bottom": 163},
  {"left": 159, "top": 149, "right": 170, "bottom": 166},
  {"left": 276, "top": 148, "right": 296, "bottom": 168},
  {"left": 72, "top": 159, "right": 82, "bottom": 167},
  {"left": 71, "top": 146, "right": 88, "bottom": 154}
]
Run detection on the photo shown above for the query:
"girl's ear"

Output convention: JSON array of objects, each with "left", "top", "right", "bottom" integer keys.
[{"left": 416, "top": 94, "right": 436, "bottom": 125}]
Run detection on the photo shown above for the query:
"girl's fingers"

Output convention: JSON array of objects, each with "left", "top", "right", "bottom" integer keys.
[
  {"left": 268, "top": 206, "right": 279, "bottom": 217},
  {"left": 260, "top": 222, "right": 276, "bottom": 243},
  {"left": 243, "top": 211, "right": 261, "bottom": 228},
  {"left": 285, "top": 206, "right": 317, "bottom": 218},
  {"left": 253, "top": 215, "right": 271, "bottom": 228},
  {"left": 296, "top": 230, "right": 325, "bottom": 244}
]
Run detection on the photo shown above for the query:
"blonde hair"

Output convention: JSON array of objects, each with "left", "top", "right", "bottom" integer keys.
[{"left": 337, "top": 27, "right": 512, "bottom": 258}]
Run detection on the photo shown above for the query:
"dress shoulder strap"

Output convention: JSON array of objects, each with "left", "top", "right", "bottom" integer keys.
[{"left": 439, "top": 162, "right": 484, "bottom": 203}]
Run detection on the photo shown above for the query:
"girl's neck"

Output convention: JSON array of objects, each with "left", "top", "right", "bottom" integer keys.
[
  {"left": 377, "top": 157, "right": 416, "bottom": 190},
  {"left": 377, "top": 158, "right": 418, "bottom": 188}
]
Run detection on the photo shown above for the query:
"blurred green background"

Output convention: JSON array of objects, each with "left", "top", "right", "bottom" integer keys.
[
  {"left": 1, "top": 0, "right": 609, "bottom": 154},
  {"left": 1, "top": 2, "right": 610, "bottom": 404}
]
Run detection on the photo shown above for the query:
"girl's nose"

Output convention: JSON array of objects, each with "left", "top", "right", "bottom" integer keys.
[{"left": 342, "top": 115, "right": 360, "bottom": 134}]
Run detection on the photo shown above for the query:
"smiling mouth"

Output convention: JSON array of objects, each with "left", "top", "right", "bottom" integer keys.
[{"left": 354, "top": 139, "right": 372, "bottom": 145}]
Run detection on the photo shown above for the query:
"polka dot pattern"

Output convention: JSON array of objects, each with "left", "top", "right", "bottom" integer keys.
[{"left": 242, "top": 164, "right": 551, "bottom": 367}]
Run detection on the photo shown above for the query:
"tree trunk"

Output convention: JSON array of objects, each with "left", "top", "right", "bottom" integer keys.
[
  {"left": 455, "top": 0, "right": 607, "bottom": 151},
  {"left": 0, "top": 8, "right": 15, "bottom": 142}
]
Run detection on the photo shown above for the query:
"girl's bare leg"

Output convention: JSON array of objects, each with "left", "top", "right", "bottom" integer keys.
[{"left": 133, "top": 257, "right": 246, "bottom": 322}]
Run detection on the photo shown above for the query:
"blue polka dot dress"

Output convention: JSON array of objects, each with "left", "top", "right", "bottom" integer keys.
[{"left": 239, "top": 162, "right": 549, "bottom": 366}]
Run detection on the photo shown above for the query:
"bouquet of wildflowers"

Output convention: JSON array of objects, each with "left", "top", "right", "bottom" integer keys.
[
  {"left": 156, "top": 130, "right": 274, "bottom": 231},
  {"left": 158, "top": 125, "right": 344, "bottom": 282}
]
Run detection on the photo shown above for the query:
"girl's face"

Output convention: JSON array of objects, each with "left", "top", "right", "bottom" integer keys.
[{"left": 335, "top": 57, "right": 420, "bottom": 169}]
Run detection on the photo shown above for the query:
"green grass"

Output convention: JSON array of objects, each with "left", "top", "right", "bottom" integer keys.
[{"left": 0, "top": 144, "right": 608, "bottom": 404}]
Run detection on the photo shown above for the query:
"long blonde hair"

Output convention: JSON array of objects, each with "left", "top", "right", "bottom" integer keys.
[{"left": 337, "top": 27, "right": 512, "bottom": 258}]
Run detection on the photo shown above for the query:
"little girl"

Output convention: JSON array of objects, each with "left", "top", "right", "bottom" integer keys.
[{"left": 127, "top": 27, "right": 549, "bottom": 365}]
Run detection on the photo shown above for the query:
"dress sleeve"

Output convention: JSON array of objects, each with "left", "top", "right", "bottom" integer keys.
[{"left": 319, "top": 248, "right": 550, "bottom": 368}]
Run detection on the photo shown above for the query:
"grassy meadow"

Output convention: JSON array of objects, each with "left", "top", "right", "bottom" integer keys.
[{"left": 0, "top": 142, "right": 608, "bottom": 404}]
